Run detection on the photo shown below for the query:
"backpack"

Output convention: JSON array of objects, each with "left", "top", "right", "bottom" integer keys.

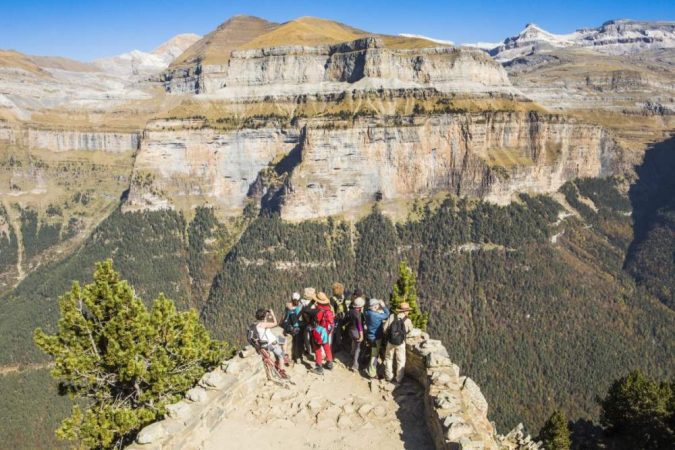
[
  {"left": 246, "top": 323, "right": 261, "bottom": 350},
  {"left": 387, "top": 316, "right": 407, "bottom": 346},
  {"left": 281, "top": 309, "right": 300, "bottom": 335},
  {"left": 316, "top": 307, "right": 335, "bottom": 333}
]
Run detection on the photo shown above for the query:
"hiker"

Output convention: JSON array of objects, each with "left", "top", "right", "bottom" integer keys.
[
  {"left": 281, "top": 292, "right": 303, "bottom": 363},
  {"left": 308, "top": 292, "right": 335, "bottom": 374},
  {"left": 347, "top": 296, "right": 365, "bottom": 371},
  {"left": 383, "top": 302, "right": 414, "bottom": 383},
  {"left": 300, "top": 287, "right": 317, "bottom": 357},
  {"left": 364, "top": 298, "right": 390, "bottom": 378},
  {"left": 254, "top": 308, "right": 288, "bottom": 367},
  {"left": 330, "top": 282, "right": 347, "bottom": 352}
]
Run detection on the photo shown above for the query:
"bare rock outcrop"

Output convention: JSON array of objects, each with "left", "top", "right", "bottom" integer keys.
[
  {"left": 164, "top": 37, "right": 513, "bottom": 97},
  {"left": 125, "top": 112, "right": 622, "bottom": 220}
]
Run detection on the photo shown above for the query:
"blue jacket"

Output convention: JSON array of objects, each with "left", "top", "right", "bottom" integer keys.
[{"left": 364, "top": 306, "right": 390, "bottom": 341}]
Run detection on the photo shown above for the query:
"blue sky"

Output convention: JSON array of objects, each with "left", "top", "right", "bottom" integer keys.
[{"left": 1, "top": 0, "right": 673, "bottom": 61}]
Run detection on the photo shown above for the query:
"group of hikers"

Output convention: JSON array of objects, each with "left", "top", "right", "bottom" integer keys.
[{"left": 250, "top": 283, "right": 414, "bottom": 383}]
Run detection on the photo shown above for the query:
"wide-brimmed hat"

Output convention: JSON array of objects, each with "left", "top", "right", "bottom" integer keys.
[
  {"left": 353, "top": 297, "right": 365, "bottom": 308},
  {"left": 303, "top": 287, "right": 317, "bottom": 301},
  {"left": 316, "top": 292, "right": 330, "bottom": 305},
  {"left": 332, "top": 282, "right": 344, "bottom": 296},
  {"left": 397, "top": 302, "right": 413, "bottom": 313}
]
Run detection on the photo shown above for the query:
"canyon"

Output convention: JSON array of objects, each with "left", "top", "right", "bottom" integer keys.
[{"left": 0, "top": 13, "right": 673, "bottom": 450}]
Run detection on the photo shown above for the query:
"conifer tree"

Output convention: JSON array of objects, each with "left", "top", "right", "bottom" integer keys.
[
  {"left": 390, "top": 260, "right": 428, "bottom": 330},
  {"left": 538, "top": 410, "right": 571, "bottom": 450},
  {"left": 599, "top": 370, "right": 674, "bottom": 449},
  {"left": 34, "top": 260, "right": 226, "bottom": 449}
]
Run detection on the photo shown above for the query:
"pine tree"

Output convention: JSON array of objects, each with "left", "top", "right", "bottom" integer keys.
[
  {"left": 538, "top": 410, "right": 571, "bottom": 450},
  {"left": 599, "top": 370, "right": 674, "bottom": 449},
  {"left": 34, "top": 260, "right": 227, "bottom": 449},
  {"left": 390, "top": 260, "right": 428, "bottom": 330}
]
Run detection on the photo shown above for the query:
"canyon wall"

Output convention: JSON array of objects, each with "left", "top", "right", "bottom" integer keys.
[
  {"left": 0, "top": 122, "right": 140, "bottom": 153},
  {"left": 163, "top": 38, "right": 513, "bottom": 96},
  {"left": 125, "top": 112, "right": 621, "bottom": 220}
]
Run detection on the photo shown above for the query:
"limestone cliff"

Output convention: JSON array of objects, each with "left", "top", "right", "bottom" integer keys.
[
  {"left": 125, "top": 111, "right": 621, "bottom": 221},
  {"left": 163, "top": 37, "right": 513, "bottom": 97}
]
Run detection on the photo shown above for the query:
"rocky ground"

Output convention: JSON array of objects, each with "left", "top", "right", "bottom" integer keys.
[{"left": 203, "top": 353, "right": 434, "bottom": 450}]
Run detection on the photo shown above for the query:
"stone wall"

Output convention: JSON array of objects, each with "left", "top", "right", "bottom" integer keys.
[
  {"left": 127, "top": 346, "right": 264, "bottom": 450},
  {"left": 405, "top": 328, "right": 541, "bottom": 450}
]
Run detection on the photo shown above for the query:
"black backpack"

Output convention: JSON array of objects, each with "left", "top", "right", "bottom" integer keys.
[
  {"left": 282, "top": 310, "right": 300, "bottom": 335},
  {"left": 246, "top": 323, "right": 262, "bottom": 350},
  {"left": 387, "top": 316, "right": 407, "bottom": 345}
]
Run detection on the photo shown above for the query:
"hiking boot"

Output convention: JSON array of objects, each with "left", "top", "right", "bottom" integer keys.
[
  {"left": 325, "top": 361, "right": 334, "bottom": 370},
  {"left": 312, "top": 365, "right": 324, "bottom": 375}
]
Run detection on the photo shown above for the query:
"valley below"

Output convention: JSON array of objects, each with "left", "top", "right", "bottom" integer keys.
[{"left": 0, "top": 13, "right": 673, "bottom": 450}]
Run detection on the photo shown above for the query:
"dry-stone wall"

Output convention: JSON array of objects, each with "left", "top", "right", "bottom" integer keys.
[
  {"left": 129, "top": 329, "right": 540, "bottom": 450},
  {"left": 405, "top": 328, "right": 541, "bottom": 450},
  {"left": 127, "top": 346, "right": 264, "bottom": 450}
]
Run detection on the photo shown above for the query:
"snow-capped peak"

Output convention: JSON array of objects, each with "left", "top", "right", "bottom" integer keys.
[
  {"left": 490, "top": 19, "right": 675, "bottom": 62},
  {"left": 93, "top": 33, "right": 201, "bottom": 78}
]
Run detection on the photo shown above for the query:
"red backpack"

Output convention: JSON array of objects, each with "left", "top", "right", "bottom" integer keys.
[{"left": 316, "top": 305, "right": 335, "bottom": 333}]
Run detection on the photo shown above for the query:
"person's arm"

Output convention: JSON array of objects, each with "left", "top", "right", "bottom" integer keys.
[{"left": 260, "top": 310, "right": 278, "bottom": 328}]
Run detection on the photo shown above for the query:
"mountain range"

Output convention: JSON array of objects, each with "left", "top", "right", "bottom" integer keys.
[{"left": 0, "top": 14, "right": 673, "bottom": 450}]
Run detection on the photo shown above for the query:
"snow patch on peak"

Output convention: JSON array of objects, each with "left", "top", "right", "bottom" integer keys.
[
  {"left": 399, "top": 33, "right": 454, "bottom": 46},
  {"left": 491, "top": 19, "right": 675, "bottom": 62},
  {"left": 94, "top": 33, "right": 201, "bottom": 78}
]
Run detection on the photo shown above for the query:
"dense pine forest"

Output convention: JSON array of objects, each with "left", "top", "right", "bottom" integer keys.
[{"left": 0, "top": 140, "right": 674, "bottom": 448}]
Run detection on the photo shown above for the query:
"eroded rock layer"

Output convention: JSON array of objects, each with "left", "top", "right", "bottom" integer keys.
[{"left": 125, "top": 111, "right": 621, "bottom": 221}]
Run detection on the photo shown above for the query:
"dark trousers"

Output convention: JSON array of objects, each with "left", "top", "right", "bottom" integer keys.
[{"left": 291, "top": 332, "right": 304, "bottom": 362}]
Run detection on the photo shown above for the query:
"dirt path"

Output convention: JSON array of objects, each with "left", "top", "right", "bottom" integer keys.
[{"left": 204, "top": 355, "right": 434, "bottom": 450}]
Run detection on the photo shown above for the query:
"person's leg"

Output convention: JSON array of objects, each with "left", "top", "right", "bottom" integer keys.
[
  {"left": 292, "top": 333, "right": 302, "bottom": 362},
  {"left": 384, "top": 342, "right": 396, "bottom": 381},
  {"left": 324, "top": 342, "right": 333, "bottom": 363},
  {"left": 394, "top": 343, "right": 406, "bottom": 382},
  {"left": 314, "top": 342, "right": 324, "bottom": 366},
  {"left": 351, "top": 338, "right": 360, "bottom": 370},
  {"left": 366, "top": 340, "right": 380, "bottom": 378}
]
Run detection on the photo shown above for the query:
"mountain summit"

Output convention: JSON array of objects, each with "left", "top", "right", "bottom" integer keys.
[{"left": 489, "top": 19, "right": 675, "bottom": 61}]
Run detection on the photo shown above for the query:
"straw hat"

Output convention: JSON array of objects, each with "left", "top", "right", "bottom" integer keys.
[
  {"left": 316, "top": 292, "right": 330, "bottom": 305},
  {"left": 303, "top": 287, "right": 317, "bottom": 301},
  {"left": 397, "top": 302, "right": 412, "bottom": 313},
  {"left": 353, "top": 297, "right": 365, "bottom": 308}
]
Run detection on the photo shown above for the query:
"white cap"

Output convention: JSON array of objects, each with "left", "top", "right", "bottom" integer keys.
[{"left": 292, "top": 292, "right": 301, "bottom": 301}]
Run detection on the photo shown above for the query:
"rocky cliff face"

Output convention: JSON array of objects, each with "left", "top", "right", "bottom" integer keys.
[
  {"left": 163, "top": 37, "right": 513, "bottom": 96},
  {"left": 26, "top": 128, "right": 140, "bottom": 152},
  {"left": 125, "top": 112, "right": 621, "bottom": 221},
  {"left": 281, "top": 113, "right": 619, "bottom": 220}
]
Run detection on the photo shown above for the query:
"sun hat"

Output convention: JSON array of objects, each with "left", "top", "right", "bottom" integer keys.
[
  {"left": 316, "top": 292, "right": 331, "bottom": 305},
  {"left": 332, "top": 282, "right": 344, "bottom": 296},
  {"left": 353, "top": 297, "right": 365, "bottom": 308},
  {"left": 397, "top": 302, "right": 413, "bottom": 313},
  {"left": 291, "top": 292, "right": 301, "bottom": 301},
  {"left": 303, "top": 287, "right": 317, "bottom": 301}
]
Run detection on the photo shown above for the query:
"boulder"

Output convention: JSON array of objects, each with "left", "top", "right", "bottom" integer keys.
[{"left": 135, "top": 422, "right": 167, "bottom": 445}]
